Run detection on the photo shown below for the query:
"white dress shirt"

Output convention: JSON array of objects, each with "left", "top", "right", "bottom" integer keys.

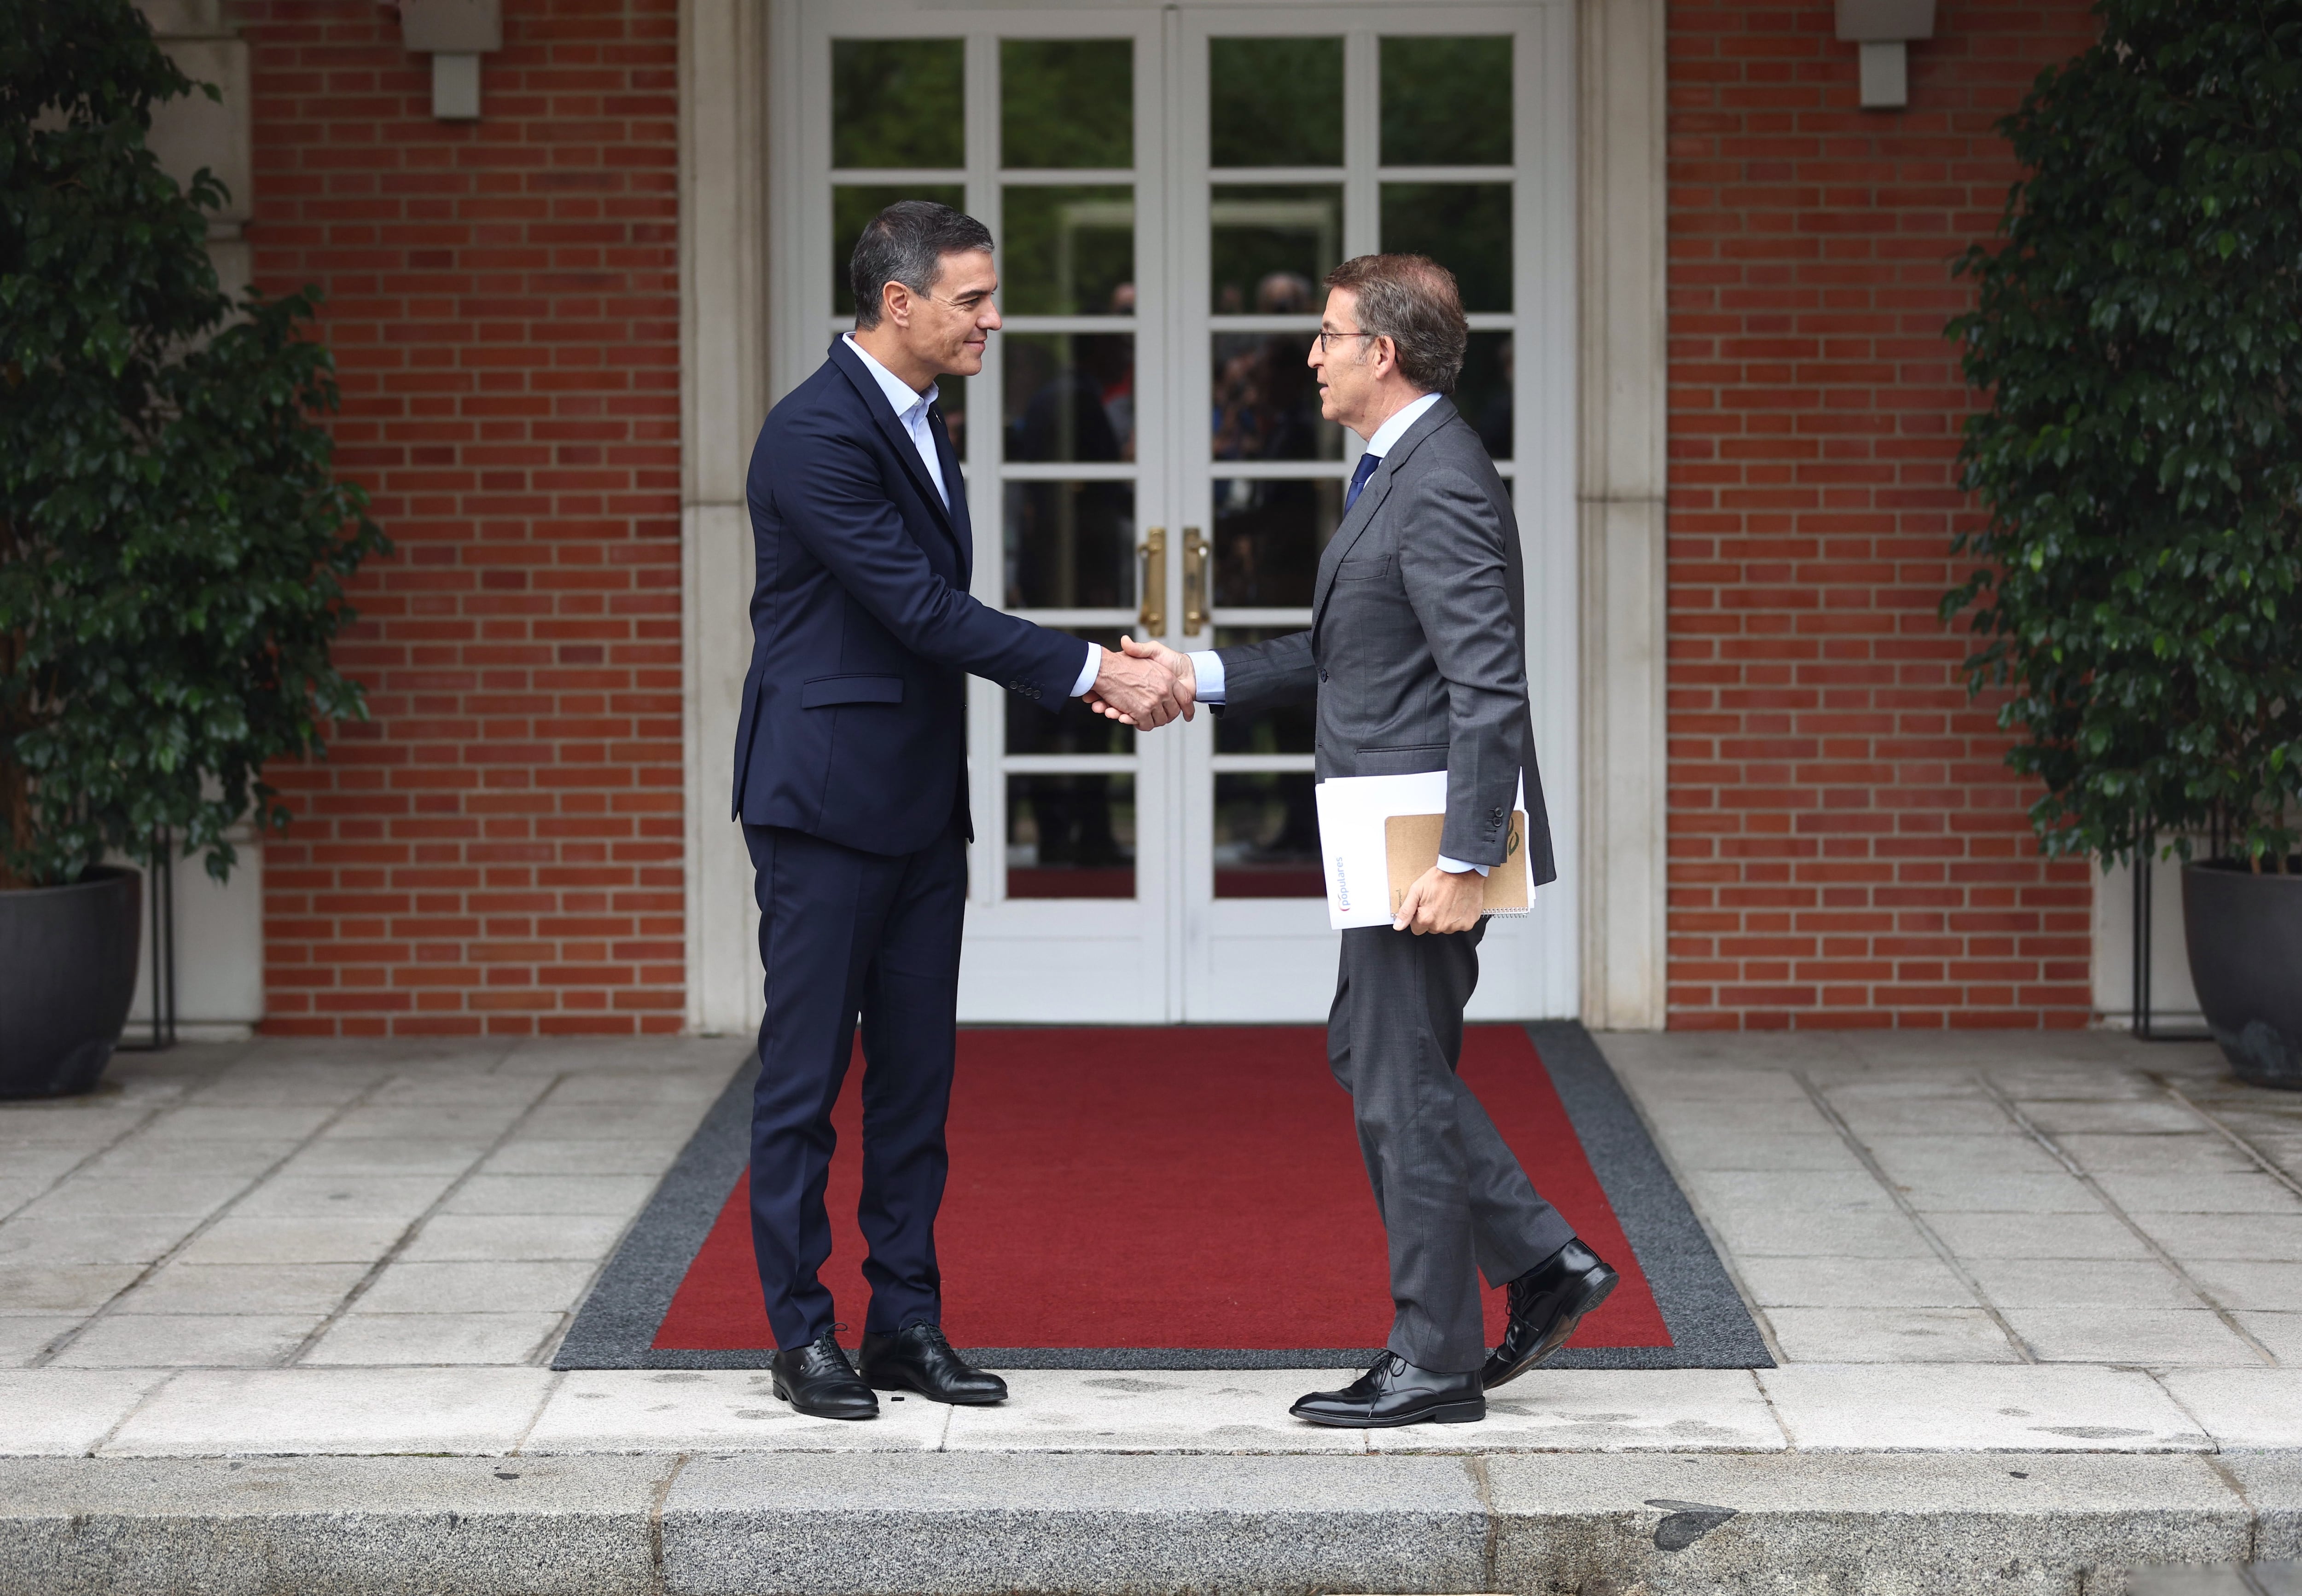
[
  {"left": 1189, "top": 391, "right": 1485, "bottom": 876},
  {"left": 843, "top": 336, "right": 1100, "bottom": 698}
]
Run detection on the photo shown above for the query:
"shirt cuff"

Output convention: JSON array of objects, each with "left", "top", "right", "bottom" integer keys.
[
  {"left": 1187, "top": 650, "right": 1226, "bottom": 705},
  {"left": 1069, "top": 643, "right": 1101, "bottom": 699},
  {"left": 1436, "top": 854, "right": 1492, "bottom": 877}
]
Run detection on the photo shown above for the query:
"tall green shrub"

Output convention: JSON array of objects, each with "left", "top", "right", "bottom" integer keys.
[
  {"left": 0, "top": 0, "right": 385, "bottom": 889},
  {"left": 1948, "top": 0, "right": 2302, "bottom": 873}
]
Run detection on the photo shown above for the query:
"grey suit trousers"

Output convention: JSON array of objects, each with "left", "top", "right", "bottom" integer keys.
[{"left": 1330, "top": 918, "right": 1577, "bottom": 1372}]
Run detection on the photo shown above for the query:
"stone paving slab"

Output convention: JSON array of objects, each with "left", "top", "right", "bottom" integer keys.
[
  {"left": 0, "top": 1450, "right": 2271, "bottom": 1596},
  {"left": 15, "top": 1364, "right": 2302, "bottom": 1461}
]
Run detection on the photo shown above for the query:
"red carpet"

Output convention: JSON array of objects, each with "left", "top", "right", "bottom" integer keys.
[{"left": 654, "top": 1025, "right": 1669, "bottom": 1352}]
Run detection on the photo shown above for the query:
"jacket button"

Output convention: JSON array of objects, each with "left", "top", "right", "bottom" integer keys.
[{"left": 1318, "top": 668, "right": 1330, "bottom": 683}]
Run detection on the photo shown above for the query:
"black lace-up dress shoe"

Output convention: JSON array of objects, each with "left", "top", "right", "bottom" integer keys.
[
  {"left": 857, "top": 1322, "right": 1008, "bottom": 1405},
  {"left": 770, "top": 1333, "right": 879, "bottom": 1420},
  {"left": 1482, "top": 1239, "right": 1619, "bottom": 1390},
  {"left": 1289, "top": 1352, "right": 1484, "bottom": 1428}
]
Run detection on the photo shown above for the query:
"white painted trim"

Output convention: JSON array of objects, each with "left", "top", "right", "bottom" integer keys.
[
  {"left": 1575, "top": 0, "right": 1668, "bottom": 1031},
  {"left": 680, "top": 0, "right": 769, "bottom": 1034}
]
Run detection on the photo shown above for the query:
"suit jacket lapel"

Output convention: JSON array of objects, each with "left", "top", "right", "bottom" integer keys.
[
  {"left": 829, "top": 340, "right": 962, "bottom": 547},
  {"left": 1312, "top": 398, "right": 1460, "bottom": 633}
]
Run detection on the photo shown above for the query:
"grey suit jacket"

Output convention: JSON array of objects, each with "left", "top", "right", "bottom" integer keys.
[{"left": 1215, "top": 397, "right": 1557, "bottom": 882}]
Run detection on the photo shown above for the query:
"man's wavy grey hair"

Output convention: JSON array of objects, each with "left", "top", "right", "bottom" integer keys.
[{"left": 1324, "top": 254, "right": 1468, "bottom": 395}]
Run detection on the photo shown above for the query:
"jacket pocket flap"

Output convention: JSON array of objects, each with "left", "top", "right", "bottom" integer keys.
[
  {"left": 801, "top": 674, "right": 905, "bottom": 708},
  {"left": 1332, "top": 553, "right": 1393, "bottom": 581}
]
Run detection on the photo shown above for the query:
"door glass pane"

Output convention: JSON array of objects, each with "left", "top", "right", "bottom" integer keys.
[
  {"left": 1008, "top": 631, "right": 1134, "bottom": 755},
  {"left": 1459, "top": 331, "right": 1512, "bottom": 460},
  {"left": 1003, "top": 481, "right": 1136, "bottom": 609},
  {"left": 1000, "top": 187, "right": 1135, "bottom": 316},
  {"left": 1213, "top": 331, "right": 1341, "bottom": 461},
  {"left": 1008, "top": 773, "right": 1134, "bottom": 898},
  {"left": 1215, "top": 773, "right": 1324, "bottom": 898},
  {"left": 1380, "top": 37, "right": 1511, "bottom": 166},
  {"left": 1211, "top": 185, "right": 1341, "bottom": 315},
  {"left": 1005, "top": 336, "right": 1134, "bottom": 463},
  {"left": 834, "top": 184, "right": 965, "bottom": 316},
  {"left": 1380, "top": 183, "right": 1511, "bottom": 312},
  {"left": 1212, "top": 477, "right": 1342, "bottom": 608},
  {"left": 833, "top": 40, "right": 964, "bottom": 169},
  {"left": 1210, "top": 38, "right": 1343, "bottom": 168},
  {"left": 1002, "top": 40, "right": 1132, "bottom": 169},
  {"left": 1212, "top": 627, "right": 1316, "bottom": 756}
]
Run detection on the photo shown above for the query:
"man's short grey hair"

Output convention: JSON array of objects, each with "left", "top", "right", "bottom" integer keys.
[
  {"left": 1324, "top": 254, "right": 1468, "bottom": 395},
  {"left": 849, "top": 201, "right": 995, "bottom": 330}
]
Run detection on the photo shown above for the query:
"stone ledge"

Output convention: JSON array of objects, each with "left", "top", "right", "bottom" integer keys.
[{"left": 0, "top": 1450, "right": 2289, "bottom": 1595}]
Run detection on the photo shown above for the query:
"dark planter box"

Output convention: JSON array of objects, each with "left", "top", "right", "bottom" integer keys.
[
  {"left": 2184, "top": 858, "right": 2302, "bottom": 1090},
  {"left": 0, "top": 865, "right": 143, "bottom": 1099}
]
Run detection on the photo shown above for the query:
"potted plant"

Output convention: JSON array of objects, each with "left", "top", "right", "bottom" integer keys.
[
  {"left": 1946, "top": 0, "right": 2302, "bottom": 1086},
  {"left": 1, "top": 0, "right": 384, "bottom": 1096}
]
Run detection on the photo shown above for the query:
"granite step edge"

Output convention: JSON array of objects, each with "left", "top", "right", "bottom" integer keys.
[{"left": 6, "top": 1450, "right": 2302, "bottom": 1596}]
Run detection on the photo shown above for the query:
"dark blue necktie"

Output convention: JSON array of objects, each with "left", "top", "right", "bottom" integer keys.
[{"left": 1345, "top": 451, "right": 1381, "bottom": 514}]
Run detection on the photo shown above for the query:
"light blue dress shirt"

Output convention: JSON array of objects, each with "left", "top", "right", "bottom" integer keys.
[
  {"left": 1188, "top": 392, "right": 1485, "bottom": 876},
  {"left": 844, "top": 336, "right": 1101, "bottom": 698}
]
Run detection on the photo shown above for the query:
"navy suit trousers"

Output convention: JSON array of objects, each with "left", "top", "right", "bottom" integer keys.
[{"left": 743, "top": 813, "right": 966, "bottom": 1350}]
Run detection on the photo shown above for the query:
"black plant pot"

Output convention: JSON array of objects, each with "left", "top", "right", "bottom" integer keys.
[
  {"left": 0, "top": 866, "right": 143, "bottom": 1099},
  {"left": 2184, "top": 859, "right": 2302, "bottom": 1090}
]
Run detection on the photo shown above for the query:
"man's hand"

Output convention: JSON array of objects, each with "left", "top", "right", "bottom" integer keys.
[
  {"left": 1393, "top": 864, "right": 1484, "bottom": 935},
  {"left": 1084, "top": 635, "right": 1196, "bottom": 728}
]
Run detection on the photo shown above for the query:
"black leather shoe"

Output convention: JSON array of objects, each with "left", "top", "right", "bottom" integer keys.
[
  {"left": 857, "top": 1322, "right": 1008, "bottom": 1405},
  {"left": 770, "top": 1333, "right": 878, "bottom": 1420},
  {"left": 1290, "top": 1352, "right": 1484, "bottom": 1428},
  {"left": 1482, "top": 1239, "right": 1619, "bottom": 1390}
]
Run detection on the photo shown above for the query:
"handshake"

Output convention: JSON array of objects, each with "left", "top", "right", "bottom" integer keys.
[{"left": 1082, "top": 636, "right": 1200, "bottom": 729}]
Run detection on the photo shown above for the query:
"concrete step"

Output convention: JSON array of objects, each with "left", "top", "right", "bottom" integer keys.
[
  {"left": 2130, "top": 1566, "right": 2302, "bottom": 1595},
  {"left": 5, "top": 1449, "right": 2297, "bottom": 1595}
]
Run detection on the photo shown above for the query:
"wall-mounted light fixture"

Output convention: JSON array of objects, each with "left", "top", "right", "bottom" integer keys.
[
  {"left": 1836, "top": 0, "right": 1936, "bottom": 110},
  {"left": 399, "top": 0, "right": 502, "bottom": 121}
]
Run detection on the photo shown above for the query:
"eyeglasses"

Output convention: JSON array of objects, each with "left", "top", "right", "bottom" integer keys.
[{"left": 1315, "top": 329, "right": 1379, "bottom": 353}]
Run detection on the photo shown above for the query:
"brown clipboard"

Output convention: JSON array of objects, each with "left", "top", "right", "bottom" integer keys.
[{"left": 1384, "top": 811, "right": 1531, "bottom": 915}]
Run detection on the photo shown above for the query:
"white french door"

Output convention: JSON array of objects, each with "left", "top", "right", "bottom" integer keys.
[{"left": 772, "top": 0, "right": 1579, "bottom": 1024}]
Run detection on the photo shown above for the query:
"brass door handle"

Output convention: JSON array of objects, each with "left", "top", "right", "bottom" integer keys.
[
  {"left": 1182, "top": 526, "right": 1209, "bottom": 635},
  {"left": 1137, "top": 527, "right": 1166, "bottom": 635}
]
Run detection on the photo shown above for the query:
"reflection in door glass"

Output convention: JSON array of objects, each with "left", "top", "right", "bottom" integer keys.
[
  {"left": 1212, "top": 331, "right": 1340, "bottom": 462},
  {"left": 1381, "top": 183, "right": 1511, "bottom": 312},
  {"left": 1008, "top": 773, "right": 1135, "bottom": 898},
  {"left": 834, "top": 185, "right": 965, "bottom": 316},
  {"left": 1001, "top": 187, "right": 1135, "bottom": 316},
  {"left": 1380, "top": 37, "right": 1511, "bottom": 165},
  {"left": 1210, "top": 38, "right": 1343, "bottom": 168},
  {"left": 1002, "top": 40, "right": 1132, "bottom": 168},
  {"left": 1215, "top": 773, "right": 1324, "bottom": 898},
  {"left": 1459, "top": 331, "right": 1512, "bottom": 460},
  {"left": 1003, "top": 481, "right": 1136, "bottom": 610},
  {"left": 1212, "top": 627, "right": 1316, "bottom": 756},
  {"left": 1212, "top": 477, "right": 1343, "bottom": 608},
  {"left": 1005, "top": 335, "right": 1134, "bottom": 463},
  {"left": 1211, "top": 185, "right": 1341, "bottom": 316},
  {"left": 833, "top": 40, "right": 964, "bottom": 169}
]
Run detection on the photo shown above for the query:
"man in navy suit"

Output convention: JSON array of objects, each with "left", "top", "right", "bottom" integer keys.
[{"left": 732, "top": 202, "right": 1187, "bottom": 1420}]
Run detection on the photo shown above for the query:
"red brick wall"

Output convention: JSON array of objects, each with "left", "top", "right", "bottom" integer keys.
[
  {"left": 241, "top": 0, "right": 683, "bottom": 1035},
  {"left": 1664, "top": 0, "right": 2101, "bottom": 1028}
]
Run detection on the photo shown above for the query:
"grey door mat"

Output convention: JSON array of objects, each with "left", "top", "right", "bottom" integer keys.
[{"left": 555, "top": 1021, "right": 1772, "bottom": 1370}]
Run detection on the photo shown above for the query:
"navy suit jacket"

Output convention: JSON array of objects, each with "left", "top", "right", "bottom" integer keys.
[{"left": 731, "top": 340, "right": 1083, "bottom": 856}]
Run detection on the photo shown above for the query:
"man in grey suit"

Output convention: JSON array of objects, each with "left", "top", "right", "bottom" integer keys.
[{"left": 1107, "top": 255, "right": 1616, "bottom": 1427}]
